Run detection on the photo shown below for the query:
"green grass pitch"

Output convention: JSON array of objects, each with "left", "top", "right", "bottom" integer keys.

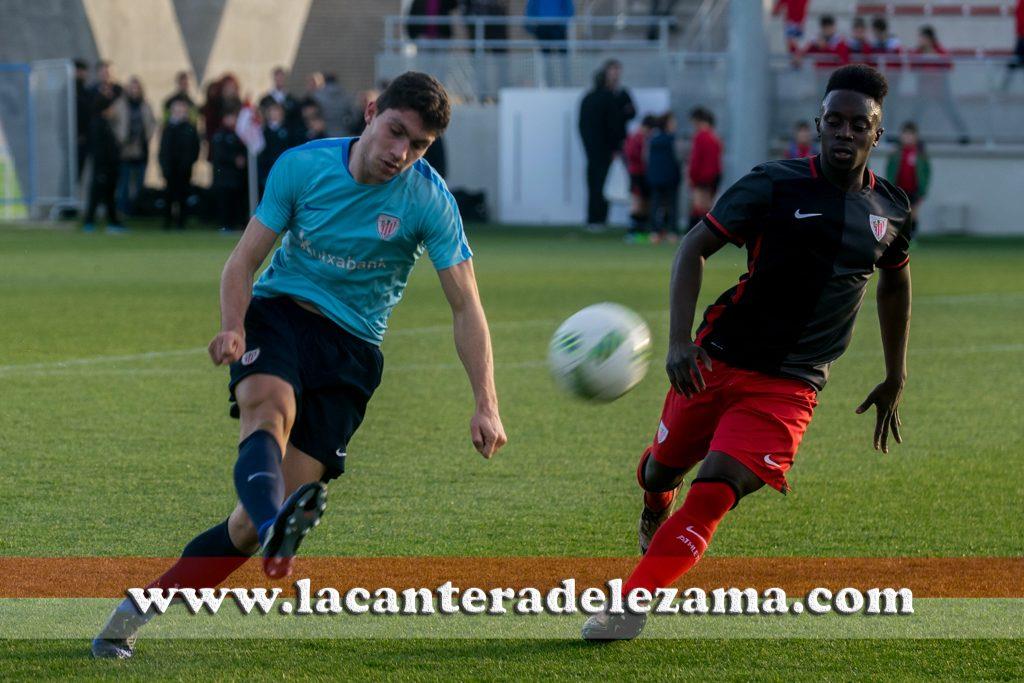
[{"left": 0, "top": 224, "right": 1022, "bottom": 679}]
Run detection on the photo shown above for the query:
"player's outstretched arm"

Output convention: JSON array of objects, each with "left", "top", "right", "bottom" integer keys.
[
  {"left": 208, "top": 217, "right": 279, "bottom": 366},
  {"left": 856, "top": 264, "right": 912, "bottom": 453},
  {"left": 665, "top": 221, "right": 727, "bottom": 398},
  {"left": 437, "top": 259, "right": 507, "bottom": 459}
]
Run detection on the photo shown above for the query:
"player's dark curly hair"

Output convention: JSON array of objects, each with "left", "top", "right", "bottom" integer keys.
[
  {"left": 376, "top": 71, "right": 451, "bottom": 134},
  {"left": 825, "top": 64, "right": 889, "bottom": 104}
]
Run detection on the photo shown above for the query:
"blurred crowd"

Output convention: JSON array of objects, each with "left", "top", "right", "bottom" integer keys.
[{"left": 73, "top": 60, "right": 379, "bottom": 232}]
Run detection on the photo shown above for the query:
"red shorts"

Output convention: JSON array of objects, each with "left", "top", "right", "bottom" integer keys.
[{"left": 649, "top": 360, "right": 818, "bottom": 493}]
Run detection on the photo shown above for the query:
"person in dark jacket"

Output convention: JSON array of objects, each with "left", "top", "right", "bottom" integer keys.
[
  {"left": 83, "top": 100, "right": 125, "bottom": 233},
  {"left": 646, "top": 112, "right": 682, "bottom": 241},
  {"left": 211, "top": 110, "right": 249, "bottom": 231},
  {"left": 407, "top": 0, "right": 459, "bottom": 40},
  {"left": 75, "top": 59, "right": 91, "bottom": 179},
  {"left": 577, "top": 60, "right": 636, "bottom": 227},
  {"left": 257, "top": 102, "right": 294, "bottom": 194},
  {"left": 158, "top": 99, "right": 201, "bottom": 229}
]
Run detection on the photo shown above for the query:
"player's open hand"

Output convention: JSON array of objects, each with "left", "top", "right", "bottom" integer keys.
[
  {"left": 470, "top": 408, "right": 507, "bottom": 459},
  {"left": 666, "top": 341, "right": 713, "bottom": 399},
  {"left": 855, "top": 378, "right": 904, "bottom": 453},
  {"left": 208, "top": 330, "right": 245, "bottom": 366}
]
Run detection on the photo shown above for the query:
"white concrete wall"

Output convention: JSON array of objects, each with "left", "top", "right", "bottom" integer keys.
[
  {"left": 871, "top": 145, "right": 1024, "bottom": 235},
  {"left": 447, "top": 98, "right": 1024, "bottom": 234}
]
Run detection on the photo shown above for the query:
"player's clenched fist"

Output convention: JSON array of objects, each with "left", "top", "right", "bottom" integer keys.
[
  {"left": 470, "top": 410, "right": 507, "bottom": 459},
  {"left": 208, "top": 330, "right": 245, "bottom": 365}
]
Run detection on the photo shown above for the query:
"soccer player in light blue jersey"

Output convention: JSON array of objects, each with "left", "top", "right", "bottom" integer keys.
[{"left": 93, "top": 72, "right": 507, "bottom": 658}]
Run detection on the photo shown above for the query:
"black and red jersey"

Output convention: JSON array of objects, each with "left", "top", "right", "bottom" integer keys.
[{"left": 697, "top": 155, "right": 912, "bottom": 391}]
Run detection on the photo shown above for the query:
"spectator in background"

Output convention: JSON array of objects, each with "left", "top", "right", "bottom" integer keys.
[
  {"left": 317, "top": 73, "right": 355, "bottom": 136},
  {"left": 887, "top": 121, "right": 930, "bottom": 238},
  {"left": 686, "top": 106, "right": 722, "bottom": 232},
  {"left": 300, "top": 72, "right": 325, "bottom": 108},
  {"left": 773, "top": 0, "right": 810, "bottom": 58},
  {"left": 75, "top": 59, "right": 90, "bottom": 178},
  {"left": 911, "top": 25, "right": 969, "bottom": 144},
  {"left": 1002, "top": 0, "right": 1024, "bottom": 90},
  {"left": 260, "top": 67, "right": 301, "bottom": 130},
  {"left": 304, "top": 114, "right": 329, "bottom": 142},
  {"left": 163, "top": 71, "right": 196, "bottom": 120},
  {"left": 424, "top": 136, "right": 448, "bottom": 178},
  {"left": 201, "top": 73, "right": 242, "bottom": 145},
  {"left": 463, "top": 0, "right": 510, "bottom": 100},
  {"left": 258, "top": 102, "right": 293, "bottom": 193},
  {"left": 463, "top": 0, "right": 509, "bottom": 44},
  {"left": 115, "top": 76, "right": 156, "bottom": 216},
  {"left": 646, "top": 113, "right": 681, "bottom": 242},
  {"left": 647, "top": 0, "right": 680, "bottom": 41},
  {"left": 158, "top": 99, "right": 200, "bottom": 229},
  {"left": 88, "top": 60, "right": 123, "bottom": 117},
  {"left": 804, "top": 15, "right": 849, "bottom": 69},
  {"left": 211, "top": 111, "right": 248, "bottom": 231},
  {"left": 786, "top": 120, "right": 817, "bottom": 159},
  {"left": 347, "top": 89, "right": 379, "bottom": 136},
  {"left": 407, "top": 0, "right": 459, "bottom": 40},
  {"left": 525, "top": 0, "right": 574, "bottom": 86},
  {"left": 847, "top": 17, "right": 874, "bottom": 62},
  {"left": 871, "top": 16, "right": 903, "bottom": 61},
  {"left": 578, "top": 60, "right": 636, "bottom": 229},
  {"left": 623, "top": 115, "right": 656, "bottom": 241},
  {"left": 83, "top": 100, "right": 125, "bottom": 234}
]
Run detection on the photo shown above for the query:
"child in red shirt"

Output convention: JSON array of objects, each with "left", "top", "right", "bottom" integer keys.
[
  {"left": 687, "top": 107, "right": 722, "bottom": 232},
  {"left": 623, "top": 115, "right": 656, "bottom": 241}
]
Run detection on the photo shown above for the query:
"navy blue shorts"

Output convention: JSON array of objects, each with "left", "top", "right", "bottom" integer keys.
[{"left": 228, "top": 296, "right": 383, "bottom": 480}]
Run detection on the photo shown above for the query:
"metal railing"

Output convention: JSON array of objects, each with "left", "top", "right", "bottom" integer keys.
[{"left": 383, "top": 15, "right": 693, "bottom": 56}]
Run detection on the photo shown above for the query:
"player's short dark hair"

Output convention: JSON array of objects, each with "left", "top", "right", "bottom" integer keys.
[
  {"left": 872, "top": 16, "right": 888, "bottom": 32},
  {"left": 820, "top": 14, "right": 836, "bottom": 27},
  {"left": 795, "top": 119, "right": 811, "bottom": 130},
  {"left": 920, "top": 25, "right": 937, "bottom": 41},
  {"left": 641, "top": 114, "right": 658, "bottom": 127},
  {"left": 900, "top": 121, "right": 918, "bottom": 133},
  {"left": 690, "top": 106, "right": 715, "bottom": 126},
  {"left": 853, "top": 16, "right": 866, "bottom": 29},
  {"left": 825, "top": 64, "right": 889, "bottom": 104},
  {"left": 375, "top": 71, "right": 451, "bottom": 134}
]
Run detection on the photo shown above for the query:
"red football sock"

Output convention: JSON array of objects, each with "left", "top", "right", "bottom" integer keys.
[
  {"left": 623, "top": 481, "right": 735, "bottom": 595},
  {"left": 637, "top": 447, "right": 675, "bottom": 513},
  {"left": 148, "top": 519, "right": 251, "bottom": 592}
]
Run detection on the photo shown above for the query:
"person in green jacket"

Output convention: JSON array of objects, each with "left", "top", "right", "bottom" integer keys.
[{"left": 887, "top": 121, "right": 931, "bottom": 237}]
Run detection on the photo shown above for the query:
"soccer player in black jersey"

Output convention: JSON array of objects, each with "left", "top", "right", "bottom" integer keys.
[{"left": 584, "top": 64, "right": 913, "bottom": 640}]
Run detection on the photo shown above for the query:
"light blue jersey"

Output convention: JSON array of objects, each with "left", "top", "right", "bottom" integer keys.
[{"left": 252, "top": 137, "right": 472, "bottom": 345}]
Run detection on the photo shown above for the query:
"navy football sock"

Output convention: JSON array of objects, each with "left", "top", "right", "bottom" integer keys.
[
  {"left": 181, "top": 518, "right": 250, "bottom": 559},
  {"left": 233, "top": 430, "right": 285, "bottom": 545}
]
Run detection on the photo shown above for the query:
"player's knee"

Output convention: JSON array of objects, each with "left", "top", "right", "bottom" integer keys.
[
  {"left": 227, "top": 504, "right": 261, "bottom": 554},
  {"left": 639, "top": 450, "right": 690, "bottom": 493},
  {"left": 694, "top": 451, "right": 765, "bottom": 504}
]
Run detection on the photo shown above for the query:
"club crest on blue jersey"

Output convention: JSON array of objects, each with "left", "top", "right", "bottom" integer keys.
[
  {"left": 377, "top": 214, "right": 401, "bottom": 240},
  {"left": 869, "top": 214, "right": 888, "bottom": 241}
]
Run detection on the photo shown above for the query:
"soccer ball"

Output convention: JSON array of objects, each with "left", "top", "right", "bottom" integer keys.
[{"left": 548, "top": 303, "right": 652, "bottom": 402}]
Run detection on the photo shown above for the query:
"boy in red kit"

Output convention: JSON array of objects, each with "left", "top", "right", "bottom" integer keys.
[
  {"left": 886, "top": 121, "right": 930, "bottom": 238},
  {"left": 624, "top": 115, "right": 656, "bottom": 242},
  {"left": 583, "top": 65, "right": 913, "bottom": 641},
  {"left": 773, "top": 0, "right": 810, "bottom": 58},
  {"left": 686, "top": 107, "right": 722, "bottom": 233}
]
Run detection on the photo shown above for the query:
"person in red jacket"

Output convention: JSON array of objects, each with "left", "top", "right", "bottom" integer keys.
[
  {"left": 804, "top": 15, "right": 850, "bottom": 70},
  {"left": 686, "top": 107, "right": 722, "bottom": 232},
  {"left": 910, "top": 25, "right": 969, "bottom": 144},
  {"left": 1001, "top": 0, "right": 1024, "bottom": 90},
  {"left": 623, "top": 115, "right": 656, "bottom": 241},
  {"left": 773, "top": 0, "right": 810, "bottom": 58}
]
